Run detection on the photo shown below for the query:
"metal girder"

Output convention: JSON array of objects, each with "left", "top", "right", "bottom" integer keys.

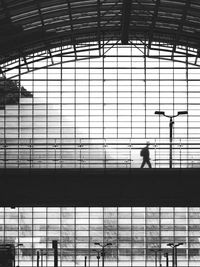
[
  {"left": 97, "top": 0, "right": 101, "bottom": 54},
  {"left": 22, "top": 54, "right": 30, "bottom": 72},
  {"left": 1, "top": 0, "right": 200, "bottom": 66},
  {"left": 148, "top": 0, "right": 160, "bottom": 49},
  {"left": 195, "top": 49, "right": 200, "bottom": 65},
  {"left": 34, "top": 0, "right": 54, "bottom": 65},
  {"left": 171, "top": 0, "right": 191, "bottom": 59},
  {"left": 0, "top": 67, "right": 6, "bottom": 78},
  {"left": 0, "top": 0, "right": 25, "bottom": 71},
  {"left": 67, "top": 0, "right": 77, "bottom": 59},
  {"left": 121, "top": 0, "right": 132, "bottom": 45}
]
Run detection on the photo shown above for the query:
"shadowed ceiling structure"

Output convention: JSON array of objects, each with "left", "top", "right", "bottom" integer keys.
[{"left": 0, "top": 0, "right": 199, "bottom": 66}]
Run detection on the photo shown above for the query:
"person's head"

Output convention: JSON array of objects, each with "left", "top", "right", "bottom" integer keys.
[{"left": 146, "top": 141, "right": 150, "bottom": 147}]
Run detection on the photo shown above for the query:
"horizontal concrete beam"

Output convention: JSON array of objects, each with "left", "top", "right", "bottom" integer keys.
[{"left": 0, "top": 168, "right": 199, "bottom": 207}]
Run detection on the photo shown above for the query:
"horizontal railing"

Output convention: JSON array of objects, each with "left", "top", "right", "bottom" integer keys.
[{"left": 0, "top": 138, "right": 200, "bottom": 168}]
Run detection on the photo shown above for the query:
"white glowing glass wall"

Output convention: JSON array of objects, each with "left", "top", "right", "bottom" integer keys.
[
  {"left": 0, "top": 207, "right": 200, "bottom": 267},
  {"left": 1, "top": 44, "right": 200, "bottom": 168}
]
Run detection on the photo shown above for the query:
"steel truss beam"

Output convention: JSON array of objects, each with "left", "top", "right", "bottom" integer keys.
[
  {"left": 148, "top": 0, "right": 160, "bottom": 49},
  {"left": 20, "top": 52, "right": 30, "bottom": 73},
  {"left": 0, "top": 65, "right": 6, "bottom": 78},
  {"left": 195, "top": 49, "right": 200, "bottom": 65},
  {"left": 171, "top": 0, "right": 191, "bottom": 59},
  {"left": 0, "top": 0, "right": 30, "bottom": 72},
  {"left": 0, "top": 0, "right": 200, "bottom": 67},
  {"left": 34, "top": 0, "right": 54, "bottom": 65},
  {"left": 121, "top": 0, "right": 132, "bottom": 45},
  {"left": 67, "top": 0, "right": 77, "bottom": 59},
  {"left": 97, "top": 0, "right": 101, "bottom": 55},
  {"left": 2, "top": 42, "right": 200, "bottom": 80},
  {"left": 3, "top": 43, "right": 103, "bottom": 78}
]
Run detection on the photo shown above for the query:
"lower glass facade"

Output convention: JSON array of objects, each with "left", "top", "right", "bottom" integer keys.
[{"left": 0, "top": 207, "right": 200, "bottom": 267}]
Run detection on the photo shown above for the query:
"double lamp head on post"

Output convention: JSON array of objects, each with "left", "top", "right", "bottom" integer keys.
[
  {"left": 154, "top": 111, "right": 188, "bottom": 168},
  {"left": 94, "top": 242, "right": 112, "bottom": 267},
  {"left": 167, "top": 242, "right": 184, "bottom": 267}
]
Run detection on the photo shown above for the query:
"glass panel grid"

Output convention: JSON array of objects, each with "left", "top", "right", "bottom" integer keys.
[
  {"left": 0, "top": 207, "right": 200, "bottom": 267},
  {"left": 1, "top": 44, "right": 200, "bottom": 168}
]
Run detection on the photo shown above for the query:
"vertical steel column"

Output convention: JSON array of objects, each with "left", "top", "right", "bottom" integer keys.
[
  {"left": 186, "top": 47, "right": 189, "bottom": 167},
  {"left": 60, "top": 41, "right": 63, "bottom": 168},
  {"left": 155, "top": 251, "right": 158, "bottom": 267},
  {"left": 101, "top": 247, "right": 105, "bottom": 267},
  {"left": 37, "top": 251, "right": 40, "bottom": 267},
  {"left": 40, "top": 250, "right": 43, "bottom": 267},
  {"left": 52, "top": 240, "right": 58, "bottom": 267},
  {"left": 97, "top": 252, "right": 100, "bottom": 267},
  {"left": 144, "top": 43, "right": 147, "bottom": 138},
  {"left": 14, "top": 247, "right": 16, "bottom": 267},
  {"left": 93, "top": 249, "right": 101, "bottom": 267},
  {"left": 164, "top": 253, "right": 169, "bottom": 267},
  {"left": 172, "top": 246, "right": 175, "bottom": 267},
  {"left": 169, "top": 117, "right": 174, "bottom": 168},
  {"left": 174, "top": 247, "right": 177, "bottom": 267}
]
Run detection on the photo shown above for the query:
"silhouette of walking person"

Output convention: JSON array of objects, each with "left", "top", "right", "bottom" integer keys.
[{"left": 140, "top": 142, "right": 152, "bottom": 168}]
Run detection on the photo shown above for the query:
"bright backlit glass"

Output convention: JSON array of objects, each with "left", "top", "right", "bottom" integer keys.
[
  {"left": 1, "top": 44, "right": 200, "bottom": 168},
  {"left": 0, "top": 207, "right": 200, "bottom": 267}
]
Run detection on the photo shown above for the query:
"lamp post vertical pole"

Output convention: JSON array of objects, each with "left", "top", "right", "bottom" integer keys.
[
  {"left": 172, "top": 246, "right": 175, "bottom": 267},
  {"left": 41, "top": 250, "right": 43, "bottom": 267},
  {"left": 52, "top": 240, "right": 58, "bottom": 267},
  {"left": 97, "top": 252, "right": 100, "bottom": 267},
  {"left": 14, "top": 246, "right": 16, "bottom": 267},
  {"left": 101, "top": 247, "right": 105, "bottom": 267},
  {"left": 155, "top": 251, "right": 158, "bottom": 267},
  {"left": 18, "top": 245, "right": 20, "bottom": 267},
  {"left": 164, "top": 253, "right": 169, "bottom": 267},
  {"left": 169, "top": 117, "right": 173, "bottom": 168},
  {"left": 167, "top": 243, "right": 183, "bottom": 267},
  {"left": 150, "top": 249, "right": 158, "bottom": 267},
  {"left": 94, "top": 242, "right": 112, "bottom": 267},
  {"left": 155, "top": 110, "right": 188, "bottom": 168},
  {"left": 174, "top": 247, "right": 177, "bottom": 267},
  {"left": 37, "top": 251, "right": 40, "bottom": 267}
]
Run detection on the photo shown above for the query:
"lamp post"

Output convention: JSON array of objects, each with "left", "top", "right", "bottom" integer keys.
[
  {"left": 155, "top": 111, "right": 188, "bottom": 168},
  {"left": 167, "top": 242, "right": 184, "bottom": 267},
  {"left": 41, "top": 250, "right": 43, "bottom": 267},
  {"left": 150, "top": 248, "right": 163, "bottom": 267},
  {"left": 93, "top": 249, "right": 101, "bottom": 267},
  {"left": 164, "top": 252, "right": 169, "bottom": 267},
  {"left": 36, "top": 251, "right": 40, "bottom": 267},
  {"left": 40, "top": 249, "right": 47, "bottom": 267},
  {"left": 52, "top": 240, "right": 58, "bottom": 267},
  {"left": 94, "top": 242, "right": 112, "bottom": 267}
]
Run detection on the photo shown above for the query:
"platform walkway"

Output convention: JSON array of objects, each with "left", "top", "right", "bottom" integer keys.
[{"left": 0, "top": 168, "right": 200, "bottom": 206}]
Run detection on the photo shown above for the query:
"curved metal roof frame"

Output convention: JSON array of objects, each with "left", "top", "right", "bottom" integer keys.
[
  {"left": 2, "top": 40, "right": 200, "bottom": 79},
  {"left": 1, "top": 0, "right": 200, "bottom": 69}
]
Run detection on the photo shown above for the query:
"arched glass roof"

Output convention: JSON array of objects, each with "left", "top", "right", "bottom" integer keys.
[{"left": 0, "top": 0, "right": 200, "bottom": 66}]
